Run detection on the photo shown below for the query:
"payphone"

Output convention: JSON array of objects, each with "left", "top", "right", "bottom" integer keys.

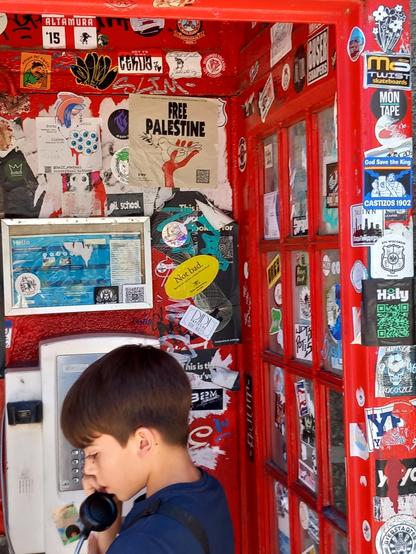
[{"left": 5, "top": 333, "right": 159, "bottom": 554}]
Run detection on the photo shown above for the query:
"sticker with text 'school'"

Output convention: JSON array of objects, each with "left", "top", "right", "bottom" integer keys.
[
  {"left": 363, "top": 156, "right": 412, "bottom": 210},
  {"left": 370, "top": 232, "right": 413, "bottom": 279},
  {"left": 363, "top": 53, "right": 411, "bottom": 90},
  {"left": 350, "top": 204, "right": 384, "bottom": 246},
  {"left": 180, "top": 305, "right": 220, "bottom": 340},
  {"left": 267, "top": 253, "right": 281, "bottom": 288},
  {"left": 20, "top": 53, "right": 51, "bottom": 90},
  {"left": 165, "top": 255, "right": 219, "bottom": 299},
  {"left": 361, "top": 278, "right": 414, "bottom": 346},
  {"left": 375, "top": 346, "right": 416, "bottom": 397}
]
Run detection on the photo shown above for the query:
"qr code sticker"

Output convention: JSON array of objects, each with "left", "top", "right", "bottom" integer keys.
[
  {"left": 44, "top": 166, "right": 52, "bottom": 173},
  {"left": 196, "top": 169, "right": 210, "bottom": 184},
  {"left": 123, "top": 285, "right": 145, "bottom": 304},
  {"left": 377, "top": 303, "right": 410, "bottom": 338},
  {"left": 218, "top": 236, "right": 234, "bottom": 260}
]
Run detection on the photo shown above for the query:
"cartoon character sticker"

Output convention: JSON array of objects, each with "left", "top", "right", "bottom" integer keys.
[{"left": 20, "top": 52, "right": 51, "bottom": 90}]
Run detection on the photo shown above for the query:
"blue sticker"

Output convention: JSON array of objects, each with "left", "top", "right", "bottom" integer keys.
[
  {"left": 363, "top": 156, "right": 412, "bottom": 209},
  {"left": 348, "top": 26, "right": 365, "bottom": 61}
]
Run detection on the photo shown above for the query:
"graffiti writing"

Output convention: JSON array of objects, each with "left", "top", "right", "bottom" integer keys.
[{"left": 111, "top": 75, "right": 196, "bottom": 95}]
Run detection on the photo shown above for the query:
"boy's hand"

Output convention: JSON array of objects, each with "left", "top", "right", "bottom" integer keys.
[{"left": 87, "top": 533, "right": 99, "bottom": 554}]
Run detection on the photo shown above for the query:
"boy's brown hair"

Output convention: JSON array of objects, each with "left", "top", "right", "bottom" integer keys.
[{"left": 61, "top": 344, "right": 191, "bottom": 448}]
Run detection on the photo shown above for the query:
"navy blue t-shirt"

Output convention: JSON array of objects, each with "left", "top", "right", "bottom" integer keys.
[{"left": 108, "top": 470, "right": 234, "bottom": 553}]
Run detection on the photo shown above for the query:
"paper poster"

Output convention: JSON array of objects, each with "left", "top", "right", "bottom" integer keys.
[
  {"left": 180, "top": 305, "right": 220, "bottom": 340},
  {"left": 270, "top": 23, "right": 293, "bottom": 67},
  {"left": 129, "top": 95, "right": 218, "bottom": 189},
  {"left": 363, "top": 156, "right": 412, "bottom": 210},
  {"left": 20, "top": 52, "right": 51, "bottom": 90},
  {"left": 166, "top": 52, "right": 202, "bottom": 78},
  {"left": 36, "top": 117, "right": 102, "bottom": 174},
  {"left": 264, "top": 192, "right": 280, "bottom": 239}
]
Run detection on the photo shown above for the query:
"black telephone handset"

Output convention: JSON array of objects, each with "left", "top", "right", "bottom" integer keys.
[{"left": 74, "top": 492, "right": 118, "bottom": 554}]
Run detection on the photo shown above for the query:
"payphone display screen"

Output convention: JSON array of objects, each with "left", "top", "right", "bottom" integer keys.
[{"left": 56, "top": 353, "right": 103, "bottom": 492}]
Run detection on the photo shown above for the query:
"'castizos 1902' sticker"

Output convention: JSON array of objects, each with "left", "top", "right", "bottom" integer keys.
[{"left": 364, "top": 53, "right": 411, "bottom": 90}]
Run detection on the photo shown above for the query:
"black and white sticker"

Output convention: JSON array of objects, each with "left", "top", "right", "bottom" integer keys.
[
  {"left": 370, "top": 232, "right": 413, "bottom": 279},
  {"left": 118, "top": 52, "right": 163, "bottom": 74},
  {"left": 307, "top": 27, "right": 329, "bottom": 85},
  {"left": 376, "top": 515, "right": 416, "bottom": 554}
]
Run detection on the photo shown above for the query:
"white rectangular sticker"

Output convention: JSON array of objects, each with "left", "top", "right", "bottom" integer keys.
[
  {"left": 118, "top": 53, "right": 163, "bottom": 75},
  {"left": 180, "top": 305, "right": 220, "bottom": 340},
  {"left": 307, "top": 27, "right": 329, "bottom": 85},
  {"left": 166, "top": 52, "right": 202, "bottom": 79}
]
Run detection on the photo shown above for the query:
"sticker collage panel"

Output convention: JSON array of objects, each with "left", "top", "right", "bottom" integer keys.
[{"left": 292, "top": 252, "right": 312, "bottom": 363}]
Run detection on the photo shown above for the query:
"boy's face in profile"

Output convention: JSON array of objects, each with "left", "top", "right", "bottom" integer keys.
[{"left": 84, "top": 433, "right": 148, "bottom": 501}]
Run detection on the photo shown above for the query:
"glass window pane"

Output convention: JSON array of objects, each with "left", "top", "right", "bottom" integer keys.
[
  {"left": 318, "top": 105, "right": 339, "bottom": 235},
  {"left": 294, "top": 378, "right": 317, "bottom": 493},
  {"left": 321, "top": 250, "right": 342, "bottom": 373},
  {"left": 267, "top": 252, "right": 284, "bottom": 355},
  {"left": 328, "top": 389, "right": 346, "bottom": 514},
  {"left": 263, "top": 134, "right": 280, "bottom": 240},
  {"left": 292, "top": 252, "right": 312, "bottom": 363},
  {"left": 327, "top": 526, "right": 348, "bottom": 553},
  {"left": 289, "top": 121, "right": 308, "bottom": 236},
  {"left": 270, "top": 366, "right": 287, "bottom": 471},
  {"left": 298, "top": 500, "right": 320, "bottom": 552},
  {"left": 275, "top": 482, "right": 290, "bottom": 553}
]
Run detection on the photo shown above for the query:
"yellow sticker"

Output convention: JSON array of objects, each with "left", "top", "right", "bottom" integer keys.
[
  {"left": 165, "top": 255, "right": 219, "bottom": 299},
  {"left": 20, "top": 52, "right": 51, "bottom": 90},
  {"left": 267, "top": 253, "right": 281, "bottom": 288}
]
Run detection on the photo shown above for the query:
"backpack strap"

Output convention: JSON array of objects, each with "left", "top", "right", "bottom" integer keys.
[{"left": 123, "top": 498, "right": 210, "bottom": 554}]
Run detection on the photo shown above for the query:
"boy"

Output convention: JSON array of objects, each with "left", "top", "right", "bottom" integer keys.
[{"left": 61, "top": 344, "right": 234, "bottom": 554}]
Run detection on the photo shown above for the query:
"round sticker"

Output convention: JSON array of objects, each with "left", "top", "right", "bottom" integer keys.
[
  {"left": 108, "top": 109, "right": 129, "bottom": 140},
  {"left": 376, "top": 515, "right": 416, "bottom": 552},
  {"left": 129, "top": 18, "right": 165, "bottom": 36},
  {"left": 299, "top": 501, "right": 309, "bottom": 530},
  {"left": 299, "top": 286, "right": 311, "bottom": 320},
  {"left": 356, "top": 387, "right": 365, "bottom": 407},
  {"left": 347, "top": 26, "right": 365, "bottom": 62},
  {"left": 360, "top": 475, "right": 367, "bottom": 487},
  {"left": 238, "top": 137, "right": 247, "bottom": 172},
  {"left": 281, "top": 63, "right": 291, "bottom": 91},
  {"left": 322, "top": 254, "right": 331, "bottom": 276},
  {"left": 243, "top": 261, "right": 249, "bottom": 279},
  {"left": 203, "top": 54, "right": 225, "bottom": 78},
  {"left": 274, "top": 282, "right": 282, "bottom": 305},
  {"left": 0, "top": 14, "right": 8, "bottom": 35},
  {"left": 15, "top": 273, "right": 41, "bottom": 298},
  {"left": 362, "top": 520, "right": 371, "bottom": 542},
  {"left": 162, "top": 222, "right": 188, "bottom": 248},
  {"left": 371, "top": 89, "right": 407, "bottom": 122},
  {"left": 350, "top": 260, "right": 368, "bottom": 293},
  {"left": 375, "top": 115, "right": 407, "bottom": 148},
  {"left": 293, "top": 46, "right": 306, "bottom": 92},
  {"left": 165, "top": 255, "right": 219, "bottom": 299},
  {"left": 177, "top": 19, "right": 201, "bottom": 37},
  {"left": 111, "top": 147, "right": 129, "bottom": 185}
]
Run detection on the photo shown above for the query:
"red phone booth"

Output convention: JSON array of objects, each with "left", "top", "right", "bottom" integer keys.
[{"left": 0, "top": 0, "right": 413, "bottom": 553}]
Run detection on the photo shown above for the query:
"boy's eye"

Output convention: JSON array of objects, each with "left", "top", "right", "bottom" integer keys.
[{"left": 84, "top": 452, "right": 98, "bottom": 462}]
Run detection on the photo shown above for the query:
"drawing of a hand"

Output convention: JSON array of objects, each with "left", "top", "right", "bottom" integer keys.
[{"left": 160, "top": 139, "right": 202, "bottom": 188}]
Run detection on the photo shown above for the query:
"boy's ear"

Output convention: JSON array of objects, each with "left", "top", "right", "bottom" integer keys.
[{"left": 133, "top": 427, "right": 159, "bottom": 455}]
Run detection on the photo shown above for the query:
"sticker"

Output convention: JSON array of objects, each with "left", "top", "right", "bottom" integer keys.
[
  {"left": 326, "top": 284, "right": 341, "bottom": 340},
  {"left": 364, "top": 53, "right": 411, "bottom": 90},
  {"left": 20, "top": 52, "right": 51, "bottom": 90},
  {"left": 42, "top": 21, "right": 66, "bottom": 49},
  {"left": 295, "top": 254, "right": 308, "bottom": 286},
  {"left": 52, "top": 503, "right": 82, "bottom": 545},
  {"left": 108, "top": 109, "right": 129, "bottom": 140},
  {"left": 299, "top": 287, "right": 311, "bottom": 320},
  {"left": 0, "top": 118, "right": 14, "bottom": 156},
  {"left": 191, "top": 388, "right": 223, "bottom": 411},
  {"left": 166, "top": 52, "right": 202, "bottom": 79},
  {"left": 295, "top": 380, "right": 309, "bottom": 417},
  {"left": 294, "top": 324, "right": 312, "bottom": 361},
  {"left": 54, "top": 92, "right": 89, "bottom": 128},
  {"left": 264, "top": 143, "right": 273, "bottom": 168},
  {"left": 375, "top": 115, "right": 408, "bottom": 148},
  {"left": 360, "top": 476, "right": 368, "bottom": 486},
  {"left": 281, "top": 63, "right": 291, "bottom": 91},
  {"left": 362, "top": 520, "right": 371, "bottom": 542},
  {"left": 243, "top": 261, "right": 249, "bottom": 279},
  {"left": 180, "top": 305, "right": 220, "bottom": 340},
  {"left": 106, "top": 193, "right": 144, "bottom": 216},
  {"left": 249, "top": 61, "right": 259, "bottom": 83},
  {"left": 15, "top": 273, "right": 41, "bottom": 298},
  {"left": 270, "top": 23, "right": 293, "bottom": 68},
  {"left": 363, "top": 156, "right": 412, "bottom": 210},
  {"left": 349, "top": 423, "right": 369, "bottom": 460},
  {"left": 375, "top": 346, "right": 416, "bottom": 397},
  {"left": 376, "top": 515, "right": 416, "bottom": 553},
  {"left": 129, "top": 18, "right": 165, "bottom": 36},
  {"left": 242, "top": 93, "right": 255, "bottom": 118},
  {"left": 269, "top": 308, "right": 282, "bottom": 335},
  {"left": 175, "top": 20, "right": 204, "bottom": 44},
  {"left": 351, "top": 204, "right": 384, "bottom": 246},
  {"left": 238, "top": 137, "right": 247, "bottom": 172},
  {"left": 302, "top": 547, "right": 316, "bottom": 554},
  {"left": 267, "top": 254, "right": 281, "bottom": 288},
  {"left": 307, "top": 27, "right": 329, "bottom": 85},
  {"left": 356, "top": 387, "right": 365, "bottom": 407},
  {"left": 0, "top": 14, "right": 8, "bottom": 35},
  {"left": 122, "top": 284, "right": 146, "bottom": 304},
  {"left": 371, "top": 90, "right": 407, "bottom": 121},
  {"left": 161, "top": 221, "right": 188, "bottom": 248},
  {"left": 374, "top": 458, "right": 416, "bottom": 521},
  {"left": 111, "top": 147, "right": 129, "bottom": 185},
  {"left": 5, "top": 320, "right": 12, "bottom": 349},
  {"left": 324, "top": 157, "right": 338, "bottom": 208},
  {"left": 370, "top": 233, "right": 413, "bottom": 279},
  {"left": 361, "top": 278, "right": 414, "bottom": 346},
  {"left": 299, "top": 501, "right": 309, "bottom": 530},
  {"left": 165, "top": 255, "right": 219, "bottom": 299},
  {"left": 202, "top": 54, "right": 225, "bottom": 78},
  {"left": 350, "top": 260, "right": 368, "bottom": 293},
  {"left": 347, "top": 26, "right": 365, "bottom": 61},
  {"left": 258, "top": 74, "right": 275, "bottom": 123},
  {"left": 365, "top": 401, "right": 416, "bottom": 452},
  {"left": 94, "top": 286, "right": 119, "bottom": 304},
  {"left": 322, "top": 254, "right": 331, "bottom": 276},
  {"left": 118, "top": 52, "right": 163, "bottom": 74},
  {"left": 73, "top": 25, "right": 98, "bottom": 50},
  {"left": 372, "top": 5, "right": 406, "bottom": 53},
  {"left": 70, "top": 53, "right": 118, "bottom": 90},
  {"left": 274, "top": 283, "right": 282, "bottom": 305},
  {"left": 293, "top": 45, "right": 306, "bottom": 92}
]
